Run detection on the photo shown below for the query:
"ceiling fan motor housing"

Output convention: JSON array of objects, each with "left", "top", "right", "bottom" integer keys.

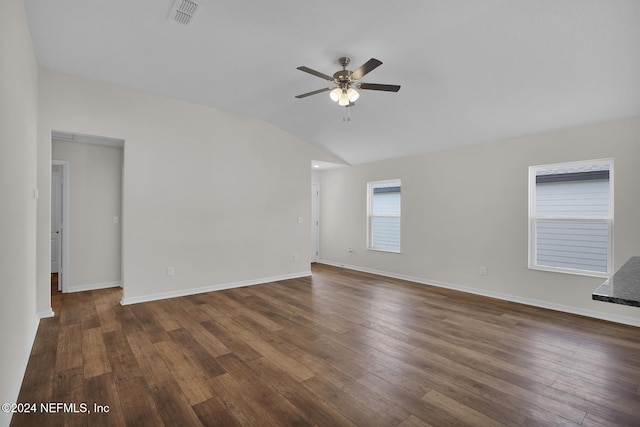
[
  {"left": 333, "top": 70, "right": 352, "bottom": 84},
  {"left": 334, "top": 57, "right": 353, "bottom": 83}
]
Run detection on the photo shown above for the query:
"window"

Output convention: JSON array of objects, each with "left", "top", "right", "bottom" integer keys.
[
  {"left": 528, "top": 159, "right": 613, "bottom": 277},
  {"left": 367, "top": 179, "right": 401, "bottom": 252}
]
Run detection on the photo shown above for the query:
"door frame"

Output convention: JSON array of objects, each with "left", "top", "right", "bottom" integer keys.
[
  {"left": 311, "top": 183, "right": 320, "bottom": 262},
  {"left": 52, "top": 160, "right": 69, "bottom": 293},
  {"left": 51, "top": 166, "right": 61, "bottom": 275}
]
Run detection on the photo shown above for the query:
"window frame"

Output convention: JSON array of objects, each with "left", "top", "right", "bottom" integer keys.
[
  {"left": 367, "top": 179, "right": 401, "bottom": 253},
  {"left": 528, "top": 159, "right": 614, "bottom": 278}
]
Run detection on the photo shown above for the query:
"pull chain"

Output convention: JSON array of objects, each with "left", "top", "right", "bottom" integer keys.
[{"left": 342, "top": 104, "right": 351, "bottom": 122}]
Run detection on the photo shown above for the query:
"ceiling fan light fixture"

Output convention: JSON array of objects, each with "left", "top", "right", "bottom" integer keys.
[{"left": 329, "top": 87, "right": 342, "bottom": 102}]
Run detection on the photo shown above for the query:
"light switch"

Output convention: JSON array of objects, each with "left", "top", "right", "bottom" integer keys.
[{"left": 297, "top": 216, "right": 304, "bottom": 224}]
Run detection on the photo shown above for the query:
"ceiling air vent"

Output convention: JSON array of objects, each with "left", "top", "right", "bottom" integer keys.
[{"left": 169, "top": 0, "right": 200, "bottom": 25}]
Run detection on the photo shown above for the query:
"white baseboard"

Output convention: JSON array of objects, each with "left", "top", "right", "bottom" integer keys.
[
  {"left": 65, "top": 281, "right": 122, "bottom": 293},
  {"left": 37, "top": 307, "right": 55, "bottom": 319},
  {"left": 2, "top": 314, "right": 41, "bottom": 427},
  {"left": 120, "top": 271, "right": 312, "bottom": 306},
  {"left": 318, "top": 260, "right": 640, "bottom": 327}
]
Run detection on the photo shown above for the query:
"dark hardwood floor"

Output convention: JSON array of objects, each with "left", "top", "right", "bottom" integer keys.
[{"left": 12, "top": 265, "right": 640, "bottom": 426}]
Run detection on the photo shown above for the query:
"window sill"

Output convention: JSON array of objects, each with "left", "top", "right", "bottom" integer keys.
[
  {"left": 528, "top": 264, "right": 610, "bottom": 279},
  {"left": 368, "top": 247, "right": 401, "bottom": 254}
]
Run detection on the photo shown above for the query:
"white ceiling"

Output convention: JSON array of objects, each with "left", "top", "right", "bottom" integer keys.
[{"left": 25, "top": 0, "right": 640, "bottom": 165}]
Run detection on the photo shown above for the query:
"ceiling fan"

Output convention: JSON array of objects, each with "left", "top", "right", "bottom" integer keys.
[{"left": 295, "top": 57, "right": 401, "bottom": 107}]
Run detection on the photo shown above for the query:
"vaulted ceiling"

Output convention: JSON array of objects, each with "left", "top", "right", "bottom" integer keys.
[{"left": 25, "top": 0, "right": 640, "bottom": 165}]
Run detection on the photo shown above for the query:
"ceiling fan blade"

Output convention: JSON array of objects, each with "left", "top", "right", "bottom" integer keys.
[
  {"left": 350, "top": 58, "right": 383, "bottom": 81},
  {"left": 296, "top": 66, "right": 335, "bottom": 81},
  {"left": 358, "top": 83, "right": 401, "bottom": 92},
  {"left": 295, "top": 87, "right": 333, "bottom": 99}
]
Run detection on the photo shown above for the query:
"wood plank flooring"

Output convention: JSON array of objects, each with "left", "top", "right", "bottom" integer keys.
[{"left": 11, "top": 265, "right": 640, "bottom": 426}]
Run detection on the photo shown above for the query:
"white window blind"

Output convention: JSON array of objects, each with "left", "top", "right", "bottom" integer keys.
[
  {"left": 368, "top": 180, "right": 401, "bottom": 252},
  {"left": 529, "top": 161, "right": 612, "bottom": 276}
]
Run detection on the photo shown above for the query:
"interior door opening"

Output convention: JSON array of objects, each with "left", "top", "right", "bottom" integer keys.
[{"left": 51, "top": 131, "right": 124, "bottom": 303}]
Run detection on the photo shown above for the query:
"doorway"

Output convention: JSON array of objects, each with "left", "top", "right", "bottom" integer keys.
[{"left": 51, "top": 131, "right": 124, "bottom": 298}]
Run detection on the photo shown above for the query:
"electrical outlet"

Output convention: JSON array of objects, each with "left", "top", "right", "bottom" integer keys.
[
  {"left": 167, "top": 267, "right": 175, "bottom": 277},
  {"left": 480, "top": 266, "right": 488, "bottom": 276},
  {"left": 293, "top": 254, "right": 299, "bottom": 263}
]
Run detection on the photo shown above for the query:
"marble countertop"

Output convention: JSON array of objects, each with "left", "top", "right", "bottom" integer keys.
[{"left": 592, "top": 256, "right": 640, "bottom": 307}]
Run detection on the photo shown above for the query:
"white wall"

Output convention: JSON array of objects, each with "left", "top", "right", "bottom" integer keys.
[
  {"left": 0, "top": 0, "right": 40, "bottom": 425},
  {"left": 319, "top": 117, "right": 640, "bottom": 325},
  {"left": 37, "top": 70, "right": 342, "bottom": 308},
  {"left": 52, "top": 140, "right": 123, "bottom": 290}
]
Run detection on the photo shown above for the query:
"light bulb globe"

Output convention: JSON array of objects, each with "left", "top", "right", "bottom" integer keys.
[
  {"left": 330, "top": 88, "right": 341, "bottom": 102},
  {"left": 338, "top": 89, "right": 350, "bottom": 106},
  {"left": 346, "top": 88, "right": 359, "bottom": 102}
]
